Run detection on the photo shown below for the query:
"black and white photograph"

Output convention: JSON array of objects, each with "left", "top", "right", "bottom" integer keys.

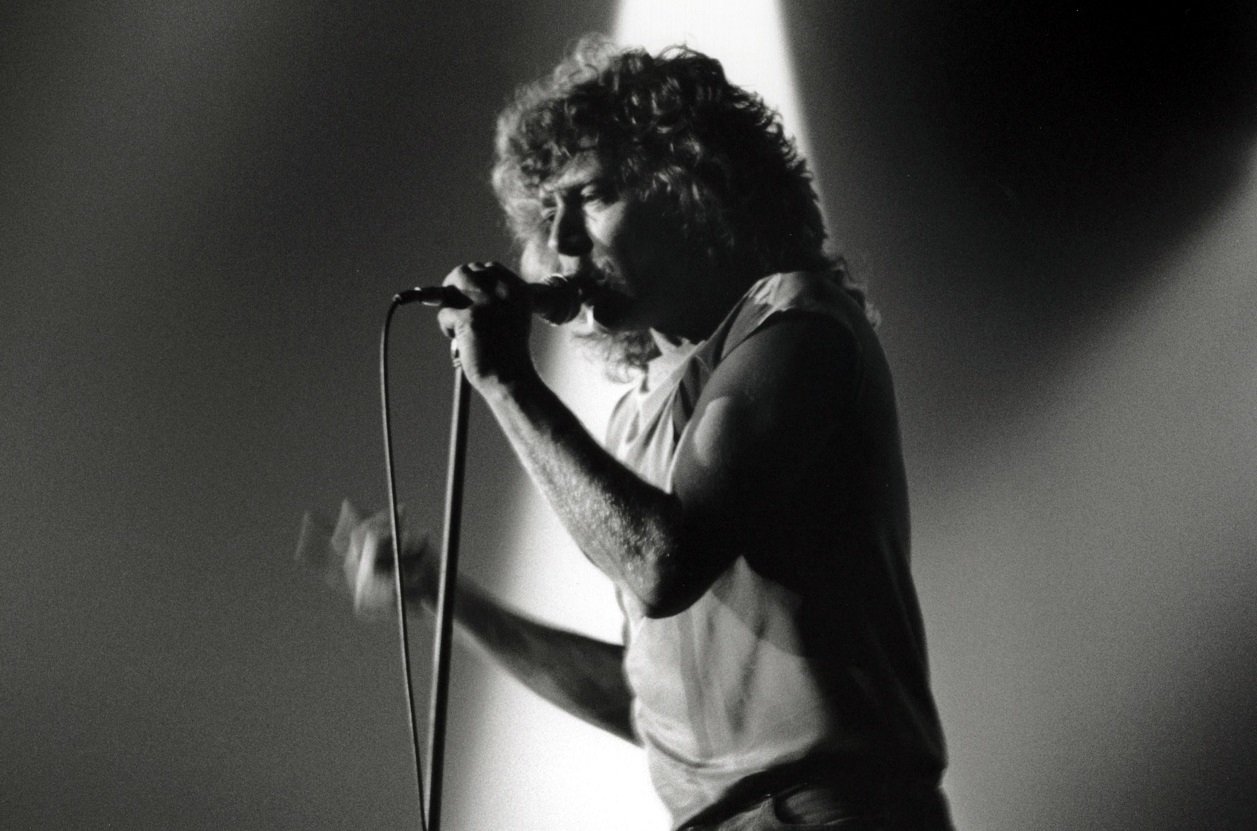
[{"left": 3, "top": 3, "right": 1255, "bottom": 829}]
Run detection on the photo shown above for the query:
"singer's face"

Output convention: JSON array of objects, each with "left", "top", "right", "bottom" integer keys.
[{"left": 524, "top": 152, "right": 694, "bottom": 335}]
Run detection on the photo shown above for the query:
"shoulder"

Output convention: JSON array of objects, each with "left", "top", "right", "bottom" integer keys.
[
  {"left": 703, "top": 271, "right": 868, "bottom": 383},
  {"left": 706, "top": 310, "right": 862, "bottom": 413},
  {"left": 716, "top": 270, "right": 868, "bottom": 364},
  {"left": 690, "top": 280, "right": 867, "bottom": 449}
]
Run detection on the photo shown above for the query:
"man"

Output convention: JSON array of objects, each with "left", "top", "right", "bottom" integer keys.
[{"left": 335, "top": 39, "right": 952, "bottom": 830}]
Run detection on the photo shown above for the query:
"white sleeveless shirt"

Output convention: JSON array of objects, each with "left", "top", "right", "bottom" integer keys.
[{"left": 605, "top": 272, "right": 947, "bottom": 828}]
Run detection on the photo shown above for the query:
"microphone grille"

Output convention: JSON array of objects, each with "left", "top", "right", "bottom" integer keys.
[{"left": 534, "top": 273, "right": 585, "bottom": 325}]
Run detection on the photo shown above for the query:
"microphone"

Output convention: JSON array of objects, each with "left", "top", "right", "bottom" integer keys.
[{"left": 394, "top": 273, "right": 585, "bottom": 325}]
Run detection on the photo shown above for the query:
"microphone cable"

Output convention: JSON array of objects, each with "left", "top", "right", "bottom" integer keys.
[
  {"left": 376, "top": 273, "right": 582, "bottom": 830},
  {"left": 379, "top": 296, "right": 428, "bottom": 831}
]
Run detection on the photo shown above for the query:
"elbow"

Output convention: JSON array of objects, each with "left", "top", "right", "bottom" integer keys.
[
  {"left": 629, "top": 550, "right": 708, "bottom": 619},
  {"left": 621, "top": 506, "right": 726, "bottom": 618},
  {"left": 638, "top": 590, "right": 695, "bottom": 619},
  {"left": 638, "top": 591, "right": 697, "bottom": 619}
]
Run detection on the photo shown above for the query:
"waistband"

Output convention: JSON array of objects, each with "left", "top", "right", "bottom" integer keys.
[{"left": 679, "top": 759, "right": 948, "bottom": 830}]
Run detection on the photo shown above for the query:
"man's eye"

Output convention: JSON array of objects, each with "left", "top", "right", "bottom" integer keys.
[{"left": 581, "top": 187, "right": 610, "bottom": 205}]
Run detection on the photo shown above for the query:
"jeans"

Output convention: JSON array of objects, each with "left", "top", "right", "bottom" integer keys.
[{"left": 682, "top": 783, "right": 954, "bottom": 831}]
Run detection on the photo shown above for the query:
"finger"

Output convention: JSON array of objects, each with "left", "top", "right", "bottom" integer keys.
[
  {"left": 330, "top": 499, "right": 364, "bottom": 557},
  {"left": 346, "top": 518, "right": 390, "bottom": 574},
  {"left": 463, "top": 261, "right": 529, "bottom": 303},
  {"left": 460, "top": 263, "right": 517, "bottom": 302},
  {"left": 357, "top": 528, "right": 384, "bottom": 586},
  {"left": 436, "top": 307, "right": 461, "bottom": 340},
  {"left": 442, "top": 263, "right": 491, "bottom": 297},
  {"left": 345, "top": 522, "right": 369, "bottom": 586},
  {"left": 353, "top": 528, "right": 397, "bottom": 616}
]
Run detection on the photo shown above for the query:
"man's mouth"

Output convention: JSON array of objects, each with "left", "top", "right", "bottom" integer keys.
[{"left": 558, "top": 263, "right": 634, "bottom": 329}]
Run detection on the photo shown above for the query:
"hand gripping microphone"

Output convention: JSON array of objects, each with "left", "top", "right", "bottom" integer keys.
[
  {"left": 381, "top": 270, "right": 587, "bottom": 831},
  {"left": 394, "top": 273, "right": 584, "bottom": 325}
]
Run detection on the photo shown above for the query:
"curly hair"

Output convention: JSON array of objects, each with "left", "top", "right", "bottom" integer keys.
[{"left": 492, "top": 36, "right": 873, "bottom": 374}]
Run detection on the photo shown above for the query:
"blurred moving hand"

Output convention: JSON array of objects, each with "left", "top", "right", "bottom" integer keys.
[{"left": 296, "top": 499, "right": 434, "bottom": 618}]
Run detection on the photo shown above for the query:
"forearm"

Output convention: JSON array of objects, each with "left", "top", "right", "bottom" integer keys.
[
  {"left": 480, "top": 370, "right": 693, "bottom": 616},
  {"left": 421, "top": 577, "right": 637, "bottom": 744}
]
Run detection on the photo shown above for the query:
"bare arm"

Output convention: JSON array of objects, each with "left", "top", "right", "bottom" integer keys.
[
  {"left": 441, "top": 580, "right": 636, "bottom": 743},
  {"left": 440, "top": 263, "right": 857, "bottom": 618},
  {"left": 315, "top": 506, "right": 637, "bottom": 744}
]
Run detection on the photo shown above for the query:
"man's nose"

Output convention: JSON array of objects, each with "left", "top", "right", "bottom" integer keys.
[{"left": 547, "top": 203, "right": 592, "bottom": 258}]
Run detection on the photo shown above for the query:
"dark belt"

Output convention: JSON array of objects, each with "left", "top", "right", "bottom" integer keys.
[
  {"left": 681, "top": 763, "right": 950, "bottom": 830},
  {"left": 774, "top": 779, "right": 952, "bottom": 829}
]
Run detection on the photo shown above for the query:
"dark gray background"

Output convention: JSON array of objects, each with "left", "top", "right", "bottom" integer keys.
[{"left": 3, "top": 3, "right": 1255, "bottom": 829}]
